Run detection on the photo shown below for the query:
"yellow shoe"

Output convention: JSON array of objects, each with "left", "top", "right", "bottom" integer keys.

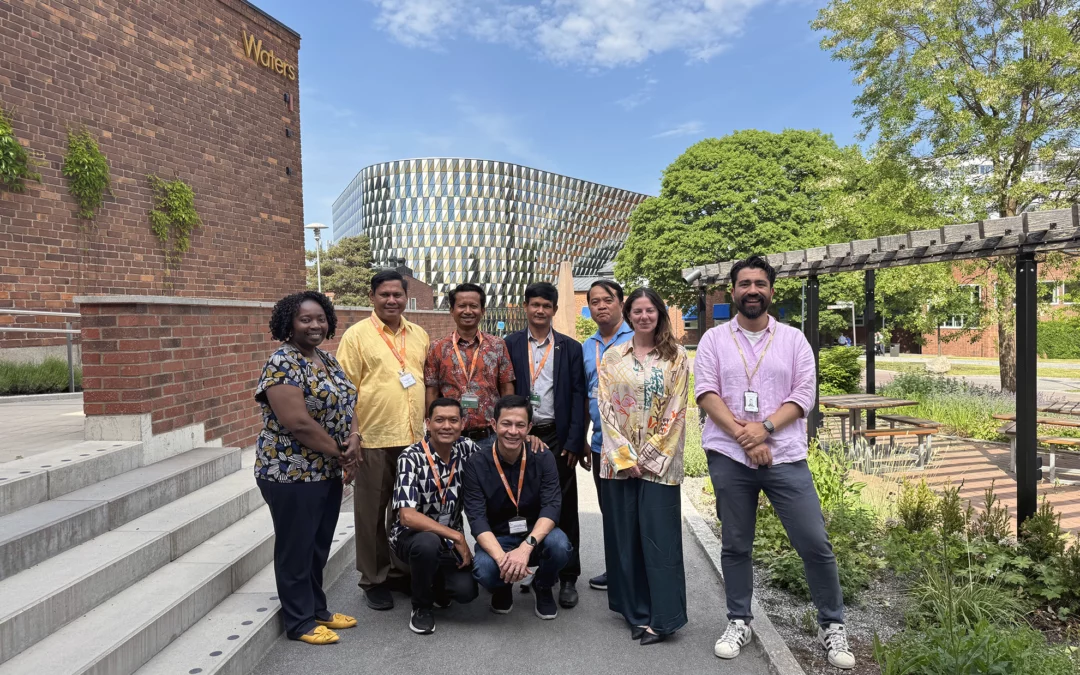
[
  {"left": 297, "top": 625, "right": 339, "bottom": 645},
  {"left": 316, "top": 613, "right": 357, "bottom": 629}
]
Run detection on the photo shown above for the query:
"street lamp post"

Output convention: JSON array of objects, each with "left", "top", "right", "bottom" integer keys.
[{"left": 304, "top": 223, "right": 329, "bottom": 293}]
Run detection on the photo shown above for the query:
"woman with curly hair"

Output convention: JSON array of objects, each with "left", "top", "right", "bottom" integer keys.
[{"left": 255, "top": 290, "right": 360, "bottom": 645}]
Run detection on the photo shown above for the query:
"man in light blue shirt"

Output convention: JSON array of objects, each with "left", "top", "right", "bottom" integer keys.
[{"left": 580, "top": 279, "right": 633, "bottom": 592}]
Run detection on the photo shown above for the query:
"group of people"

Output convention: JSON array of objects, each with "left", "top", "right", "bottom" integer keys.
[{"left": 252, "top": 256, "right": 856, "bottom": 669}]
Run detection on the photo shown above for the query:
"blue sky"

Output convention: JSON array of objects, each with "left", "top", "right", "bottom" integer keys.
[{"left": 250, "top": 0, "right": 867, "bottom": 250}]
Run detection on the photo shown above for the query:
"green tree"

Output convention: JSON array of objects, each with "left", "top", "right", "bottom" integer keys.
[
  {"left": 306, "top": 235, "right": 374, "bottom": 306},
  {"left": 576, "top": 315, "right": 598, "bottom": 343},
  {"left": 814, "top": 0, "right": 1080, "bottom": 391}
]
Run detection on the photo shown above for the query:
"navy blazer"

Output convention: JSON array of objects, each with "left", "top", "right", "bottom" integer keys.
[{"left": 504, "top": 328, "right": 587, "bottom": 455}]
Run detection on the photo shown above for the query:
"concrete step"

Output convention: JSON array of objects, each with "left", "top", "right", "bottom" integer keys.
[
  {"left": 0, "top": 469, "right": 263, "bottom": 663},
  {"left": 0, "top": 447, "right": 240, "bottom": 580},
  {"left": 0, "top": 503, "right": 276, "bottom": 675},
  {"left": 136, "top": 504, "right": 356, "bottom": 675},
  {"left": 0, "top": 441, "right": 143, "bottom": 517}
]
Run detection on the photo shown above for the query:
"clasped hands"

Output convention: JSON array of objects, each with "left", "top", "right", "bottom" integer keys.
[
  {"left": 497, "top": 542, "right": 534, "bottom": 583},
  {"left": 732, "top": 418, "right": 773, "bottom": 467},
  {"left": 339, "top": 434, "right": 362, "bottom": 484}
]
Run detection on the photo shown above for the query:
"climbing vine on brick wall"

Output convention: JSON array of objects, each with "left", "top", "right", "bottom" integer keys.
[
  {"left": 63, "top": 128, "right": 111, "bottom": 221},
  {"left": 148, "top": 174, "right": 202, "bottom": 269},
  {"left": 0, "top": 105, "right": 41, "bottom": 193}
]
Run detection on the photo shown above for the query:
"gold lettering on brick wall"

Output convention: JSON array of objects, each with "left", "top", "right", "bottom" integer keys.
[{"left": 242, "top": 31, "right": 297, "bottom": 81}]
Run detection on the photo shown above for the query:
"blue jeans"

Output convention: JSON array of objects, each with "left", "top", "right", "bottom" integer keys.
[
  {"left": 472, "top": 528, "right": 573, "bottom": 591},
  {"left": 472, "top": 434, "right": 496, "bottom": 453}
]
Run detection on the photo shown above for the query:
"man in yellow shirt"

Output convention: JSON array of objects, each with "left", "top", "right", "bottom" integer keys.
[{"left": 337, "top": 270, "right": 430, "bottom": 610}]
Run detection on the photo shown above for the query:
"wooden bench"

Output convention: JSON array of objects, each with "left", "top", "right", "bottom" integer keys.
[
  {"left": 853, "top": 426, "right": 937, "bottom": 467},
  {"left": 822, "top": 410, "right": 851, "bottom": 443},
  {"left": 996, "top": 419, "right": 1080, "bottom": 483},
  {"left": 879, "top": 414, "right": 941, "bottom": 429}
]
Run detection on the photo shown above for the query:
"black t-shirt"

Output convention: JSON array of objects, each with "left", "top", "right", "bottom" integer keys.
[{"left": 462, "top": 445, "right": 561, "bottom": 537}]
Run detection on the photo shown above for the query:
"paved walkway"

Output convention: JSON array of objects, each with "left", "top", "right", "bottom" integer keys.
[
  {"left": 0, "top": 395, "right": 84, "bottom": 462},
  {"left": 257, "top": 465, "right": 771, "bottom": 675}
]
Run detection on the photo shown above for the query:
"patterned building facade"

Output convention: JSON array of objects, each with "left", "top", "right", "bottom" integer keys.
[{"left": 332, "top": 158, "right": 648, "bottom": 308}]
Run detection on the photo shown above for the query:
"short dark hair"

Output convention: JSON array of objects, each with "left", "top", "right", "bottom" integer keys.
[
  {"left": 448, "top": 283, "right": 486, "bottom": 309},
  {"left": 587, "top": 279, "right": 624, "bottom": 304},
  {"left": 427, "top": 397, "right": 462, "bottom": 419},
  {"left": 524, "top": 282, "right": 558, "bottom": 306},
  {"left": 730, "top": 255, "right": 776, "bottom": 287},
  {"left": 371, "top": 269, "right": 408, "bottom": 294},
  {"left": 269, "top": 291, "right": 338, "bottom": 342},
  {"left": 493, "top": 394, "right": 533, "bottom": 423}
]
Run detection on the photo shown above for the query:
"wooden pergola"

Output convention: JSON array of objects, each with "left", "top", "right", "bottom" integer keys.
[{"left": 682, "top": 205, "right": 1080, "bottom": 525}]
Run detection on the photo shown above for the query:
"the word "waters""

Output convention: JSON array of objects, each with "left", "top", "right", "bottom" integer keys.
[{"left": 242, "top": 31, "right": 297, "bottom": 81}]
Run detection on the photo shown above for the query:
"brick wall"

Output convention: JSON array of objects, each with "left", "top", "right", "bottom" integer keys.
[
  {"left": 77, "top": 296, "right": 456, "bottom": 448},
  {"left": 1, "top": 0, "right": 303, "bottom": 350}
]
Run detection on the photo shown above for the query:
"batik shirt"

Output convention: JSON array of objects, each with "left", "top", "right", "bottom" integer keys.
[
  {"left": 389, "top": 435, "right": 480, "bottom": 552},
  {"left": 254, "top": 344, "right": 357, "bottom": 483},
  {"left": 424, "top": 331, "right": 515, "bottom": 431},
  {"left": 598, "top": 342, "right": 689, "bottom": 486}
]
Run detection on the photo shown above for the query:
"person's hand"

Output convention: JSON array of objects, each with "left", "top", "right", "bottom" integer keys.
[
  {"left": 527, "top": 435, "right": 548, "bottom": 454},
  {"left": 560, "top": 448, "right": 579, "bottom": 467},
  {"left": 620, "top": 464, "right": 643, "bottom": 479},
  {"left": 499, "top": 544, "right": 531, "bottom": 582},
  {"left": 578, "top": 452, "right": 592, "bottom": 471},
  {"left": 342, "top": 466, "right": 355, "bottom": 485},
  {"left": 745, "top": 443, "right": 773, "bottom": 467},
  {"left": 452, "top": 533, "right": 473, "bottom": 569},
  {"left": 734, "top": 421, "right": 769, "bottom": 450}
]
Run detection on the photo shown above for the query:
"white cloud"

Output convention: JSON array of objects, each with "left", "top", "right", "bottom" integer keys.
[
  {"left": 368, "top": 0, "right": 768, "bottom": 68},
  {"left": 651, "top": 120, "right": 704, "bottom": 138},
  {"left": 453, "top": 96, "right": 553, "bottom": 168},
  {"left": 616, "top": 72, "right": 659, "bottom": 110}
]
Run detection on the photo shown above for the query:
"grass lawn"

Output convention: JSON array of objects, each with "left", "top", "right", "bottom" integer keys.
[{"left": 881, "top": 362, "right": 1080, "bottom": 379}]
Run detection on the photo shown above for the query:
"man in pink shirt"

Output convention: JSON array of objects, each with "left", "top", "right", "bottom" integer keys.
[{"left": 694, "top": 255, "right": 855, "bottom": 670}]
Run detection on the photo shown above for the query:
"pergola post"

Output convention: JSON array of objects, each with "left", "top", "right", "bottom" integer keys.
[
  {"left": 697, "top": 287, "right": 707, "bottom": 342},
  {"left": 805, "top": 274, "right": 821, "bottom": 443},
  {"left": 865, "top": 269, "right": 876, "bottom": 431},
  {"left": 1016, "top": 252, "right": 1038, "bottom": 526}
]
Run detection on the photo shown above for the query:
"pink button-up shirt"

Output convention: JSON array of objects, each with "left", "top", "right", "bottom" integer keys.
[{"left": 693, "top": 316, "right": 817, "bottom": 467}]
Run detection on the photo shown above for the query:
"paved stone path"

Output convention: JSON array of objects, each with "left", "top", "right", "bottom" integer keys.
[
  {"left": 0, "top": 395, "right": 84, "bottom": 462},
  {"left": 257, "top": 464, "right": 771, "bottom": 675}
]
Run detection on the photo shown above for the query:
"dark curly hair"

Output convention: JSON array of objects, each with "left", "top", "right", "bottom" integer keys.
[{"left": 269, "top": 291, "right": 338, "bottom": 342}]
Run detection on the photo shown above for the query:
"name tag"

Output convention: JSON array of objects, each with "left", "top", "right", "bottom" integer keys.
[
  {"left": 461, "top": 393, "right": 480, "bottom": 410},
  {"left": 508, "top": 516, "right": 528, "bottom": 534},
  {"left": 528, "top": 393, "right": 541, "bottom": 408},
  {"left": 744, "top": 390, "right": 760, "bottom": 413},
  {"left": 399, "top": 372, "right": 417, "bottom": 388},
  {"left": 437, "top": 511, "right": 453, "bottom": 526}
]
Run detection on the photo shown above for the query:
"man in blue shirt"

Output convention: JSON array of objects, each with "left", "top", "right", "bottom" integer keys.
[{"left": 580, "top": 279, "right": 633, "bottom": 592}]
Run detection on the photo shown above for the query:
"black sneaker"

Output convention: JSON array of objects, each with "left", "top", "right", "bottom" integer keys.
[
  {"left": 433, "top": 591, "right": 452, "bottom": 610},
  {"left": 589, "top": 572, "right": 608, "bottom": 591},
  {"left": 409, "top": 607, "right": 435, "bottom": 635},
  {"left": 365, "top": 584, "right": 394, "bottom": 610},
  {"left": 534, "top": 585, "right": 558, "bottom": 620},
  {"left": 490, "top": 585, "right": 514, "bottom": 614},
  {"left": 559, "top": 580, "right": 579, "bottom": 608}
]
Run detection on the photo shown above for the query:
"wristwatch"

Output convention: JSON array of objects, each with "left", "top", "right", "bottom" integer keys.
[
  {"left": 524, "top": 535, "right": 538, "bottom": 547},
  {"left": 762, "top": 420, "right": 775, "bottom": 435}
]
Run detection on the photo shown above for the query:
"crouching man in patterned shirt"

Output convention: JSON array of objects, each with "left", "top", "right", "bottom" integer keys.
[{"left": 389, "top": 398, "right": 480, "bottom": 635}]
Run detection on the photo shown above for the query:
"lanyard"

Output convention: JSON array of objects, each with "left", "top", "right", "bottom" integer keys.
[
  {"left": 529, "top": 335, "right": 553, "bottom": 386},
  {"left": 371, "top": 316, "right": 407, "bottom": 371},
  {"left": 729, "top": 324, "right": 777, "bottom": 388},
  {"left": 492, "top": 443, "right": 526, "bottom": 512},
  {"left": 420, "top": 439, "right": 456, "bottom": 507},
  {"left": 451, "top": 332, "right": 483, "bottom": 390}
]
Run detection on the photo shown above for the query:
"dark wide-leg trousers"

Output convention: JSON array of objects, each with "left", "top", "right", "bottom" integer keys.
[
  {"left": 258, "top": 477, "right": 342, "bottom": 639},
  {"left": 601, "top": 477, "right": 687, "bottom": 635}
]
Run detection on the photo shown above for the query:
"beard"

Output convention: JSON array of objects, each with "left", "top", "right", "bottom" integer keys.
[{"left": 736, "top": 293, "right": 770, "bottom": 319}]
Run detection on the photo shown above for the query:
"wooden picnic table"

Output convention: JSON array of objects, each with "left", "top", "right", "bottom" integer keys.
[
  {"left": 819, "top": 394, "right": 918, "bottom": 439},
  {"left": 991, "top": 413, "right": 1080, "bottom": 482},
  {"left": 1038, "top": 401, "right": 1080, "bottom": 416}
]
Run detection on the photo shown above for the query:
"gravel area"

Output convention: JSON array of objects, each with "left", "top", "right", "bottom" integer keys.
[{"left": 685, "top": 475, "right": 905, "bottom": 675}]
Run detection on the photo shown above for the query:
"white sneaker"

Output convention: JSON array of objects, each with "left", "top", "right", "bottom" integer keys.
[
  {"left": 818, "top": 623, "right": 856, "bottom": 669},
  {"left": 714, "top": 619, "right": 753, "bottom": 659}
]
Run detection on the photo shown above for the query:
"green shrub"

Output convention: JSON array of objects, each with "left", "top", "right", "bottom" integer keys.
[
  {"left": 1021, "top": 498, "right": 1068, "bottom": 564},
  {"left": 0, "top": 358, "right": 82, "bottom": 395},
  {"left": 683, "top": 417, "right": 708, "bottom": 478},
  {"left": 897, "top": 478, "right": 940, "bottom": 533},
  {"left": 882, "top": 372, "right": 1013, "bottom": 440},
  {"left": 907, "top": 569, "right": 1026, "bottom": 629},
  {"left": 819, "top": 346, "right": 862, "bottom": 394},
  {"left": 1038, "top": 319, "right": 1080, "bottom": 360},
  {"left": 575, "top": 315, "right": 597, "bottom": 343}
]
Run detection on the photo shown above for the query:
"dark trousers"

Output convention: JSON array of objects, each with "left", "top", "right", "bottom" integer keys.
[
  {"left": 601, "top": 478, "right": 686, "bottom": 635},
  {"left": 396, "top": 530, "right": 478, "bottom": 610},
  {"left": 473, "top": 529, "right": 573, "bottom": 591},
  {"left": 258, "top": 477, "right": 342, "bottom": 640},
  {"left": 533, "top": 422, "right": 580, "bottom": 582},
  {"left": 591, "top": 451, "right": 603, "bottom": 511},
  {"left": 707, "top": 452, "right": 844, "bottom": 627}
]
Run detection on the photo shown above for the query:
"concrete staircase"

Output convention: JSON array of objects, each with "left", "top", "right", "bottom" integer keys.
[{"left": 0, "top": 442, "right": 356, "bottom": 674}]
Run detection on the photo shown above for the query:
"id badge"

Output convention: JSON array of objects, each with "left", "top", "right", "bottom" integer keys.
[
  {"left": 399, "top": 371, "right": 417, "bottom": 388},
  {"left": 743, "top": 390, "right": 760, "bottom": 413},
  {"left": 437, "top": 511, "right": 453, "bottom": 526},
  {"left": 508, "top": 516, "right": 528, "bottom": 534},
  {"left": 461, "top": 393, "right": 480, "bottom": 410},
  {"left": 528, "top": 393, "right": 541, "bottom": 408}
]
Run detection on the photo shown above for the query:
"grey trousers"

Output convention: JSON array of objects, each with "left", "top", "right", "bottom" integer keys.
[{"left": 706, "top": 452, "right": 844, "bottom": 627}]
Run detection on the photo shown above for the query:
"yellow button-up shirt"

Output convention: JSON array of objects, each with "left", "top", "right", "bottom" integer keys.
[{"left": 336, "top": 315, "right": 429, "bottom": 449}]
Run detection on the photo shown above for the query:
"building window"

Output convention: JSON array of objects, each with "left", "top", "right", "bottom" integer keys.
[
  {"left": 408, "top": 298, "right": 417, "bottom": 310},
  {"left": 941, "top": 285, "right": 981, "bottom": 329},
  {"left": 1038, "top": 281, "right": 1058, "bottom": 304}
]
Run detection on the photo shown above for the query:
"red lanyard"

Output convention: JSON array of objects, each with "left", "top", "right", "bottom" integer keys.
[
  {"left": 420, "top": 439, "right": 456, "bottom": 507},
  {"left": 370, "top": 316, "right": 407, "bottom": 370},
  {"left": 451, "top": 332, "right": 482, "bottom": 390},
  {"left": 492, "top": 444, "right": 526, "bottom": 512}
]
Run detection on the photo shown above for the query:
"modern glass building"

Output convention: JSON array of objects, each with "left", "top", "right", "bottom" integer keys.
[{"left": 331, "top": 158, "right": 649, "bottom": 308}]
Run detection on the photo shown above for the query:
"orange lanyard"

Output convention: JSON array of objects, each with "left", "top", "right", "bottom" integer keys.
[
  {"left": 492, "top": 444, "right": 526, "bottom": 512},
  {"left": 529, "top": 336, "right": 553, "bottom": 386},
  {"left": 421, "top": 439, "right": 456, "bottom": 507},
  {"left": 451, "top": 332, "right": 483, "bottom": 390},
  {"left": 371, "top": 316, "right": 407, "bottom": 371}
]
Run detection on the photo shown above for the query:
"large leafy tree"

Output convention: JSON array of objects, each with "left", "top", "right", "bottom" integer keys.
[
  {"left": 306, "top": 235, "right": 374, "bottom": 306},
  {"left": 814, "top": 0, "right": 1080, "bottom": 391}
]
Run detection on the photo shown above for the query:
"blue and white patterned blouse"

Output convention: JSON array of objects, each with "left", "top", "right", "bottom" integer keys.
[{"left": 254, "top": 343, "right": 358, "bottom": 483}]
